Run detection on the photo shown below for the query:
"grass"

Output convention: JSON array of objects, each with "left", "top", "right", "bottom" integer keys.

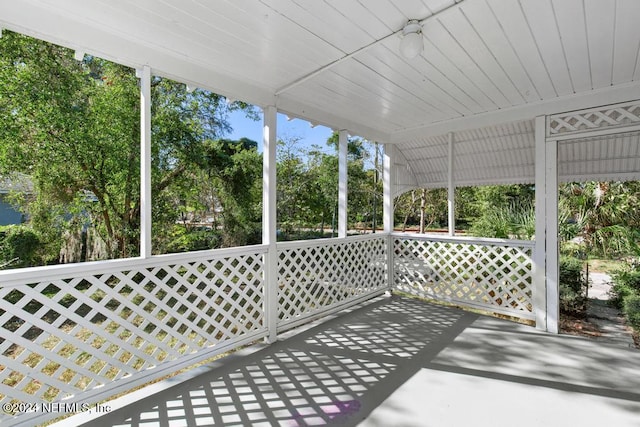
[{"left": 587, "top": 258, "right": 626, "bottom": 273}]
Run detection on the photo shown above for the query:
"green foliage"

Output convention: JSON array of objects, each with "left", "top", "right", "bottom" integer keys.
[
  {"left": 609, "top": 264, "right": 640, "bottom": 309},
  {"left": 0, "top": 31, "right": 260, "bottom": 261},
  {"left": 623, "top": 294, "right": 640, "bottom": 330},
  {"left": 559, "top": 182, "right": 640, "bottom": 257},
  {"left": 164, "top": 226, "right": 221, "bottom": 254},
  {"left": 0, "top": 31, "right": 141, "bottom": 258},
  {"left": 0, "top": 225, "right": 44, "bottom": 268},
  {"left": 469, "top": 199, "right": 535, "bottom": 240},
  {"left": 609, "top": 259, "right": 640, "bottom": 331},
  {"left": 277, "top": 229, "right": 335, "bottom": 241},
  {"left": 559, "top": 256, "right": 588, "bottom": 316},
  {"left": 274, "top": 134, "right": 380, "bottom": 238}
]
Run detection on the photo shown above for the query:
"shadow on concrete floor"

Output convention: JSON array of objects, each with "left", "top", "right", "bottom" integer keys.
[{"left": 58, "top": 295, "right": 640, "bottom": 427}]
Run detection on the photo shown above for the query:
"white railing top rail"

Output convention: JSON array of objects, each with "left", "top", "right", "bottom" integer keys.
[
  {"left": 0, "top": 244, "right": 269, "bottom": 288},
  {"left": 391, "top": 232, "right": 535, "bottom": 248},
  {"left": 276, "top": 232, "right": 388, "bottom": 250}
]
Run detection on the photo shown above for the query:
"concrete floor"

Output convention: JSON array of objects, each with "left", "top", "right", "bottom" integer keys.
[{"left": 56, "top": 295, "right": 640, "bottom": 427}]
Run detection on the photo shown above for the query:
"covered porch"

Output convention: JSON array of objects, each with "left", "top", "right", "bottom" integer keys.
[{"left": 1, "top": 0, "right": 640, "bottom": 425}]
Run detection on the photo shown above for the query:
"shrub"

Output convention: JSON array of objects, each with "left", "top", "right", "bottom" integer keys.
[
  {"left": 165, "top": 226, "right": 222, "bottom": 253},
  {"left": 559, "top": 256, "right": 588, "bottom": 316},
  {"left": 623, "top": 294, "right": 640, "bottom": 330},
  {"left": 469, "top": 200, "right": 535, "bottom": 240},
  {"left": 0, "top": 225, "right": 41, "bottom": 268},
  {"left": 609, "top": 266, "right": 640, "bottom": 309}
]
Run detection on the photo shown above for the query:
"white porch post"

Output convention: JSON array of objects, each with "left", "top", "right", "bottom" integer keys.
[
  {"left": 139, "top": 65, "right": 152, "bottom": 259},
  {"left": 383, "top": 144, "right": 395, "bottom": 233},
  {"left": 545, "top": 136, "right": 560, "bottom": 334},
  {"left": 383, "top": 144, "right": 395, "bottom": 290},
  {"left": 338, "top": 130, "right": 348, "bottom": 238},
  {"left": 447, "top": 132, "right": 455, "bottom": 236},
  {"left": 533, "top": 116, "right": 547, "bottom": 330},
  {"left": 262, "top": 105, "right": 278, "bottom": 343},
  {"left": 533, "top": 115, "right": 559, "bottom": 333}
]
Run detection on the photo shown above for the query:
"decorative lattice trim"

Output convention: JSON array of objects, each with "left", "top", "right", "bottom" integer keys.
[{"left": 548, "top": 101, "right": 640, "bottom": 137}]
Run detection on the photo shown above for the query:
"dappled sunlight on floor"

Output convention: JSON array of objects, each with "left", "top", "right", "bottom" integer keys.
[{"left": 61, "top": 296, "right": 640, "bottom": 427}]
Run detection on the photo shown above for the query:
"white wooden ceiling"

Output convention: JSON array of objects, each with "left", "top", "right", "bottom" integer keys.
[{"left": 1, "top": 0, "right": 640, "bottom": 190}]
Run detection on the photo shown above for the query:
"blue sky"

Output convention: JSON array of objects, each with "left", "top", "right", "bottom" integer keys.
[
  {"left": 224, "top": 108, "right": 380, "bottom": 170},
  {"left": 226, "top": 109, "right": 335, "bottom": 154}
]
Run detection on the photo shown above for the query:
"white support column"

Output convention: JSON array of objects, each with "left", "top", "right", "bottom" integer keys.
[
  {"left": 338, "top": 130, "right": 348, "bottom": 238},
  {"left": 139, "top": 65, "right": 152, "bottom": 259},
  {"left": 533, "top": 116, "right": 547, "bottom": 331},
  {"left": 262, "top": 105, "right": 278, "bottom": 343},
  {"left": 383, "top": 144, "right": 395, "bottom": 233},
  {"left": 383, "top": 144, "right": 395, "bottom": 291},
  {"left": 545, "top": 138, "right": 559, "bottom": 334},
  {"left": 447, "top": 132, "right": 455, "bottom": 236}
]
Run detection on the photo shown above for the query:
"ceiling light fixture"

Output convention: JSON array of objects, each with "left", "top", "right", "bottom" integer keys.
[{"left": 399, "top": 20, "right": 423, "bottom": 59}]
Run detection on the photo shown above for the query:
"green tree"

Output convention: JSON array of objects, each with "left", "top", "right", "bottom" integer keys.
[
  {"left": 559, "top": 181, "right": 640, "bottom": 257},
  {"left": 276, "top": 136, "right": 308, "bottom": 234},
  {"left": 0, "top": 31, "right": 258, "bottom": 261},
  {"left": 0, "top": 32, "right": 141, "bottom": 258}
]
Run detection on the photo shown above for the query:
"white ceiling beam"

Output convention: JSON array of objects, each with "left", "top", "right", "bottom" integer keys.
[{"left": 390, "top": 81, "right": 640, "bottom": 143}]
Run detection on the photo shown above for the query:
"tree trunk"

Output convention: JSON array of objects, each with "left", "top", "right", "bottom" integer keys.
[
  {"left": 419, "top": 188, "right": 427, "bottom": 234},
  {"left": 402, "top": 213, "right": 410, "bottom": 232}
]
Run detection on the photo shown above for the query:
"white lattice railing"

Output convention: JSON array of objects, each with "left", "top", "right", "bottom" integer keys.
[
  {"left": 277, "top": 234, "right": 388, "bottom": 331},
  {"left": 0, "top": 235, "right": 390, "bottom": 425},
  {"left": 0, "top": 231, "right": 533, "bottom": 425},
  {"left": 392, "top": 233, "right": 535, "bottom": 320},
  {"left": 0, "top": 245, "right": 268, "bottom": 426}
]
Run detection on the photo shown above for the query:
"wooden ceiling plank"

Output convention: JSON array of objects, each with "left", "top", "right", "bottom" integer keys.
[
  {"left": 430, "top": 15, "right": 511, "bottom": 108},
  {"left": 287, "top": 79, "right": 408, "bottom": 131},
  {"left": 584, "top": 0, "right": 616, "bottom": 89},
  {"left": 260, "top": 0, "right": 373, "bottom": 53},
  {"left": 486, "top": 0, "right": 557, "bottom": 99},
  {"left": 442, "top": 4, "right": 524, "bottom": 106},
  {"left": 520, "top": 0, "right": 574, "bottom": 97},
  {"left": 551, "top": 0, "right": 592, "bottom": 93},
  {"left": 358, "top": 45, "right": 476, "bottom": 117},
  {"left": 324, "top": 0, "right": 394, "bottom": 39},
  {"left": 319, "top": 65, "right": 450, "bottom": 127},
  {"left": 190, "top": 0, "right": 343, "bottom": 67},
  {"left": 395, "top": 0, "right": 437, "bottom": 20},
  {"left": 460, "top": 0, "right": 538, "bottom": 103},
  {"left": 422, "top": 28, "right": 499, "bottom": 111},
  {"left": 355, "top": 0, "right": 407, "bottom": 31},
  {"left": 612, "top": 0, "right": 640, "bottom": 84}
]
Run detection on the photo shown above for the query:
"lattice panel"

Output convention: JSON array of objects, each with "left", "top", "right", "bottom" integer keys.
[
  {"left": 0, "top": 251, "right": 265, "bottom": 416},
  {"left": 548, "top": 101, "right": 640, "bottom": 137},
  {"left": 277, "top": 237, "right": 387, "bottom": 325},
  {"left": 393, "top": 238, "right": 534, "bottom": 319}
]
